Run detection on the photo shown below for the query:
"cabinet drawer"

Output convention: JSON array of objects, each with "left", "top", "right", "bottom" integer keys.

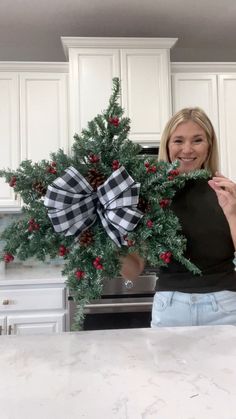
[{"left": 0, "top": 287, "right": 65, "bottom": 311}]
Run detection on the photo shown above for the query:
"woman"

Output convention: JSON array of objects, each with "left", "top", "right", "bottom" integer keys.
[{"left": 121, "top": 107, "right": 236, "bottom": 327}]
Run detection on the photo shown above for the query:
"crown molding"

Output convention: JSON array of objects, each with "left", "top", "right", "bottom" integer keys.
[
  {"left": 171, "top": 62, "right": 236, "bottom": 73},
  {"left": 0, "top": 62, "right": 68, "bottom": 72},
  {"left": 2, "top": 60, "right": 236, "bottom": 74},
  {"left": 61, "top": 37, "right": 178, "bottom": 59}
]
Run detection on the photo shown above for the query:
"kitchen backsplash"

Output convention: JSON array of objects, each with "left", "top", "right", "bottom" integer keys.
[
  {"left": 0, "top": 212, "right": 21, "bottom": 253},
  {"left": 0, "top": 212, "right": 64, "bottom": 268}
]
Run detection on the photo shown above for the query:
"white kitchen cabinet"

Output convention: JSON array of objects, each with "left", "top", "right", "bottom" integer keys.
[
  {"left": 171, "top": 63, "right": 236, "bottom": 181},
  {"left": 218, "top": 74, "right": 236, "bottom": 181},
  {"left": 68, "top": 47, "right": 120, "bottom": 144},
  {"left": 121, "top": 49, "right": 172, "bottom": 144},
  {"left": 0, "top": 315, "right": 6, "bottom": 335},
  {"left": 171, "top": 72, "right": 219, "bottom": 135},
  {"left": 62, "top": 37, "right": 177, "bottom": 146},
  {"left": 20, "top": 72, "right": 69, "bottom": 162},
  {"left": 0, "top": 276, "right": 67, "bottom": 335},
  {"left": 4, "top": 313, "right": 65, "bottom": 335},
  {"left": 0, "top": 72, "right": 21, "bottom": 210},
  {"left": 0, "top": 63, "right": 69, "bottom": 211}
]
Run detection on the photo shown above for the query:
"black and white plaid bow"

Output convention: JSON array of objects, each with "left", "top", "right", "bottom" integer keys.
[{"left": 44, "top": 166, "right": 143, "bottom": 247}]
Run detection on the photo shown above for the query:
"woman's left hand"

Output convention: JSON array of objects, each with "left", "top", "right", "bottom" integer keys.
[{"left": 208, "top": 172, "right": 236, "bottom": 220}]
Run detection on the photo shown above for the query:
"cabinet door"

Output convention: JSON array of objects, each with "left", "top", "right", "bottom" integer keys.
[
  {"left": 68, "top": 48, "right": 120, "bottom": 144},
  {"left": 121, "top": 49, "right": 172, "bottom": 144},
  {"left": 7, "top": 313, "right": 66, "bottom": 335},
  {"left": 218, "top": 74, "right": 236, "bottom": 181},
  {"left": 172, "top": 74, "right": 219, "bottom": 137},
  {"left": 0, "top": 73, "right": 21, "bottom": 210},
  {"left": 0, "top": 315, "right": 7, "bottom": 336},
  {"left": 20, "top": 73, "right": 69, "bottom": 162}
]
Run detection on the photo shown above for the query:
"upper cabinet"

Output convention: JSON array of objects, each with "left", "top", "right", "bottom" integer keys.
[
  {"left": 61, "top": 37, "right": 177, "bottom": 146},
  {"left": 120, "top": 48, "right": 172, "bottom": 144},
  {"left": 217, "top": 74, "right": 236, "bottom": 181},
  {"left": 20, "top": 72, "right": 69, "bottom": 162},
  {"left": 0, "top": 63, "right": 69, "bottom": 211},
  {"left": 171, "top": 63, "right": 236, "bottom": 181},
  {"left": 0, "top": 72, "right": 20, "bottom": 210},
  {"left": 172, "top": 72, "right": 219, "bottom": 135}
]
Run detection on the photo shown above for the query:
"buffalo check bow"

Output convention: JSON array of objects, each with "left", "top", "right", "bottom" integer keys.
[{"left": 44, "top": 166, "right": 143, "bottom": 247}]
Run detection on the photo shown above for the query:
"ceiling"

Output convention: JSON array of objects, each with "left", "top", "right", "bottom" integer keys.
[{"left": 1, "top": 0, "right": 236, "bottom": 62}]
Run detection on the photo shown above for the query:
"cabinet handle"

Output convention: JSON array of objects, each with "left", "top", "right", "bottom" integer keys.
[
  {"left": 2, "top": 299, "right": 10, "bottom": 305},
  {"left": 8, "top": 325, "right": 12, "bottom": 335}
]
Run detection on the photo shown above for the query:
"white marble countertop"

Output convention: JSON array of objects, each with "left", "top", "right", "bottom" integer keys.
[{"left": 1, "top": 326, "right": 236, "bottom": 419}]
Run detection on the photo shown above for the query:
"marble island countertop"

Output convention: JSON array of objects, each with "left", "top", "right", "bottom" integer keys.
[{"left": 1, "top": 326, "right": 236, "bottom": 419}]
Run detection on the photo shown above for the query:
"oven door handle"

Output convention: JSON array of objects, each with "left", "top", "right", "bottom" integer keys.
[{"left": 85, "top": 301, "right": 152, "bottom": 309}]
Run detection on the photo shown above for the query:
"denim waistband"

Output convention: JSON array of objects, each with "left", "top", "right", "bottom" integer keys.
[{"left": 157, "top": 290, "right": 236, "bottom": 305}]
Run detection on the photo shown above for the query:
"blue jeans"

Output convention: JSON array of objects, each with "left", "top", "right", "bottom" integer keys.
[{"left": 151, "top": 290, "right": 236, "bottom": 327}]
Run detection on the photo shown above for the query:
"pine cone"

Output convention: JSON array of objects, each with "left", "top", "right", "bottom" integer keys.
[
  {"left": 137, "top": 197, "right": 151, "bottom": 213},
  {"left": 79, "top": 229, "right": 94, "bottom": 247},
  {"left": 33, "top": 182, "right": 47, "bottom": 196},
  {"left": 86, "top": 168, "right": 106, "bottom": 190}
]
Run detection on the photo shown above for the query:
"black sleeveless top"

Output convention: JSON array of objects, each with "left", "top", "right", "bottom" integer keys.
[{"left": 156, "top": 178, "right": 236, "bottom": 293}]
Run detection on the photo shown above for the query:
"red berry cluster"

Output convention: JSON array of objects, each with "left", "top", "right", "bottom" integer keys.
[
  {"left": 46, "top": 161, "right": 57, "bottom": 175},
  {"left": 75, "top": 270, "right": 85, "bottom": 280},
  {"left": 168, "top": 169, "right": 179, "bottom": 181},
  {"left": 58, "top": 245, "right": 70, "bottom": 257},
  {"left": 112, "top": 160, "right": 120, "bottom": 171},
  {"left": 9, "top": 176, "right": 17, "bottom": 187},
  {"left": 28, "top": 218, "right": 40, "bottom": 232},
  {"left": 160, "top": 251, "right": 172, "bottom": 263},
  {"left": 108, "top": 116, "right": 120, "bottom": 127},
  {"left": 146, "top": 219, "right": 153, "bottom": 228},
  {"left": 93, "top": 257, "right": 104, "bottom": 270},
  {"left": 3, "top": 252, "right": 14, "bottom": 263},
  {"left": 159, "top": 199, "right": 170, "bottom": 208},
  {"left": 144, "top": 162, "right": 157, "bottom": 173},
  {"left": 88, "top": 153, "right": 100, "bottom": 163}
]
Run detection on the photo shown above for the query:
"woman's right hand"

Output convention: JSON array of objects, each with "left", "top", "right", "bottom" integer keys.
[
  {"left": 208, "top": 172, "right": 236, "bottom": 219},
  {"left": 208, "top": 172, "right": 236, "bottom": 250},
  {"left": 120, "top": 253, "right": 145, "bottom": 280}
]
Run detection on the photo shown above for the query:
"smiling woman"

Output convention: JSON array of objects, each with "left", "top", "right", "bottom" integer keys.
[
  {"left": 152, "top": 107, "right": 236, "bottom": 327},
  {"left": 121, "top": 106, "right": 236, "bottom": 328}
]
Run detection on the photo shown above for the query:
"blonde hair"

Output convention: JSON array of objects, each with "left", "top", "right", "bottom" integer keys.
[{"left": 158, "top": 107, "right": 219, "bottom": 174}]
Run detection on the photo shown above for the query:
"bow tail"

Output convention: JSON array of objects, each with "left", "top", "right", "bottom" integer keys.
[{"left": 97, "top": 209, "right": 126, "bottom": 247}]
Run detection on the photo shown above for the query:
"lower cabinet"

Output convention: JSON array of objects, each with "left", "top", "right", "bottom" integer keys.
[
  {"left": 0, "top": 279, "right": 68, "bottom": 335},
  {"left": 0, "top": 313, "right": 66, "bottom": 335},
  {"left": 0, "top": 315, "right": 6, "bottom": 335}
]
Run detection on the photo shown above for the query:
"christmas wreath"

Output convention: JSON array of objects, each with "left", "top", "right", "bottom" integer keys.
[{"left": 0, "top": 78, "right": 209, "bottom": 328}]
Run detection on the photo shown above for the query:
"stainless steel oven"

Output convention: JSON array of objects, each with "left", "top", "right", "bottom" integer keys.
[{"left": 68, "top": 270, "right": 158, "bottom": 330}]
